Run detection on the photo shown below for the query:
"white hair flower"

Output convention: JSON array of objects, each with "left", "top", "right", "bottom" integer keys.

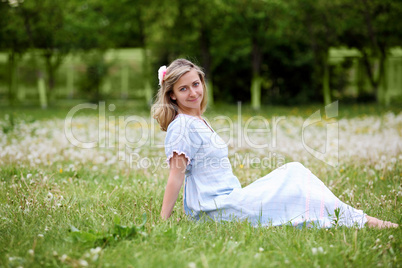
[{"left": 158, "top": 65, "right": 167, "bottom": 86}]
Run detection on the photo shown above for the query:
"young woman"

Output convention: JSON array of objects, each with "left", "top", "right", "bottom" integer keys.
[{"left": 151, "top": 59, "right": 398, "bottom": 229}]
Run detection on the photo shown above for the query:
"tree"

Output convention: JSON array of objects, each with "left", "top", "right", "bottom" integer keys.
[
  {"left": 16, "top": 0, "right": 77, "bottom": 102},
  {"left": 0, "top": 1, "right": 30, "bottom": 105},
  {"left": 340, "top": 0, "right": 402, "bottom": 105},
  {"left": 222, "top": 0, "right": 289, "bottom": 109},
  {"left": 290, "top": 0, "right": 345, "bottom": 105}
]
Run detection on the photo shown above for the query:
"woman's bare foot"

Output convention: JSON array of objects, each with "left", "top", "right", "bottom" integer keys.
[{"left": 366, "top": 215, "right": 399, "bottom": 229}]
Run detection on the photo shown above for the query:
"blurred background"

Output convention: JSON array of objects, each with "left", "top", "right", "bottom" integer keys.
[{"left": 1, "top": 0, "right": 401, "bottom": 110}]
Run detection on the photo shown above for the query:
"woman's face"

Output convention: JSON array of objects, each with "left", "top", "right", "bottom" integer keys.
[{"left": 170, "top": 69, "right": 203, "bottom": 114}]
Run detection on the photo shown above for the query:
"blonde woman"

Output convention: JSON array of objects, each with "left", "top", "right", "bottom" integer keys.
[{"left": 152, "top": 58, "right": 398, "bottom": 229}]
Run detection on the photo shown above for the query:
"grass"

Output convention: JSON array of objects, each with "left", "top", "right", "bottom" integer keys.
[{"left": 0, "top": 103, "right": 401, "bottom": 267}]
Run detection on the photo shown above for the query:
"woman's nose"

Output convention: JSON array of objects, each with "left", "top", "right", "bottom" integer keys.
[{"left": 189, "top": 87, "right": 197, "bottom": 96}]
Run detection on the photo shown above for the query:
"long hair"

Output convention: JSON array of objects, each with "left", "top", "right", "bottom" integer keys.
[{"left": 151, "top": 59, "right": 208, "bottom": 131}]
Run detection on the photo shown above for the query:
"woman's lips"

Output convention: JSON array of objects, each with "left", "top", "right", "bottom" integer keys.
[{"left": 188, "top": 97, "right": 200, "bottom": 102}]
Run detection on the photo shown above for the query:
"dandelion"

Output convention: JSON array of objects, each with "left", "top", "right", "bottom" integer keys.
[
  {"left": 78, "top": 259, "right": 88, "bottom": 267},
  {"left": 312, "top": 248, "right": 318, "bottom": 255},
  {"left": 46, "top": 192, "right": 53, "bottom": 201},
  {"left": 59, "top": 168, "right": 63, "bottom": 173},
  {"left": 90, "top": 247, "right": 102, "bottom": 255},
  {"left": 60, "top": 254, "right": 68, "bottom": 262},
  {"left": 188, "top": 262, "right": 197, "bottom": 268}
]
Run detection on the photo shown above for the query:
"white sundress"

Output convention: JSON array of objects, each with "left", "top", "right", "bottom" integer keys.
[{"left": 165, "top": 114, "right": 367, "bottom": 228}]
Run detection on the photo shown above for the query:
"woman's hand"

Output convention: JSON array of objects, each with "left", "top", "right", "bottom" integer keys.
[{"left": 160, "top": 153, "right": 188, "bottom": 220}]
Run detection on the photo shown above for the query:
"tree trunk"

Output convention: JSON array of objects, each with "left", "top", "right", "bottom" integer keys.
[
  {"left": 37, "top": 70, "right": 47, "bottom": 109},
  {"left": 7, "top": 51, "right": 17, "bottom": 106},
  {"left": 361, "top": 50, "right": 387, "bottom": 104},
  {"left": 322, "top": 52, "right": 331, "bottom": 105},
  {"left": 251, "top": 37, "right": 262, "bottom": 110},
  {"left": 44, "top": 52, "right": 55, "bottom": 101}
]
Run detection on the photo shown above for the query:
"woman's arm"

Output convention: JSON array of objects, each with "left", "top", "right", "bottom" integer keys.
[{"left": 161, "top": 153, "right": 188, "bottom": 220}]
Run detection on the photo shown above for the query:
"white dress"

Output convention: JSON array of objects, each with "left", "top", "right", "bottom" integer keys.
[{"left": 165, "top": 114, "right": 367, "bottom": 228}]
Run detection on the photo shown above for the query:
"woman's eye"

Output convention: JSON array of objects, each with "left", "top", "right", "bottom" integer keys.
[
  {"left": 179, "top": 87, "right": 186, "bottom": 91},
  {"left": 194, "top": 82, "right": 200, "bottom": 87}
]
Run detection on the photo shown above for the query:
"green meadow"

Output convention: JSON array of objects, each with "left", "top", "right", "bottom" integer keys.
[{"left": 0, "top": 104, "right": 401, "bottom": 267}]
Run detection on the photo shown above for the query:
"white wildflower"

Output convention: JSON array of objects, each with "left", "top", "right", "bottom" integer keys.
[
  {"left": 38, "top": 234, "right": 44, "bottom": 238},
  {"left": 60, "top": 254, "right": 68, "bottom": 262},
  {"left": 28, "top": 249, "right": 34, "bottom": 256},
  {"left": 46, "top": 192, "right": 53, "bottom": 201},
  {"left": 78, "top": 259, "right": 88, "bottom": 267},
  {"left": 259, "top": 247, "right": 264, "bottom": 252},
  {"left": 312, "top": 248, "right": 318, "bottom": 255},
  {"left": 188, "top": 262, "right": 197, "bottom": 268}
]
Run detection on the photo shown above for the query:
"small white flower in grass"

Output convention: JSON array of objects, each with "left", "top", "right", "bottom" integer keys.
[
  {"left": 114, "top": 175, "right": 119, "bottom": 180},
  {"left": 38, "top": 234, "right": 44, "bottom": 238},
  {"left": 188, "top": 262, "right": 197, "bottom": 268},
  {"left": 46, "top": 192, "right": 53, "bottom": 201},
  {"left": 53, "top": 251, "right": 58, "bottom": 257},
  {"left": 78, "top": 259, "right": 88, "bottom": 267},
  {"left": 330, "top": 244, "right": 334, "bottom": 248},
  {"left": 312, "top": 248, "right": 318, "bottom": 255},
  {"left": 259, "top": 247, "right": 264, "bottom": 252},
  {"left": 90, "top": 247, "right": 102, "bottom": 255},
  {"left": 28, "top": 249, "right": 34, "bottom": 256},
  {"left": 389, "top": 235, "right": 394, "bottom": 240},
  {"left": 318, "top": 247, "right": 324, "bottom": 253},
  {"left": 60, "top": 254, "right": 68, "bottom": 262},
  {"left": 376, "top": 238, "right": 381, "bottom": 244},
  {"left": 27, "top": 174, "right": 32, "bottom": 179},
  {"left": 254, "top": 253, "right": 260, "bottom": 259}
]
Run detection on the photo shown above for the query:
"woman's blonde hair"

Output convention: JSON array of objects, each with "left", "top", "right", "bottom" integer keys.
[{"left": 151, "top": 59, "right": 208, "bottom": 131}]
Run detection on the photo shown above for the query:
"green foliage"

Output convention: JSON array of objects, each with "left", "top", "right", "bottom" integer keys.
[
  {"left": 69, "top": 214, "right": 147, "bottom": 247},
  {"left": 1, "top": 0, "right": 402, "bottom": 106}
]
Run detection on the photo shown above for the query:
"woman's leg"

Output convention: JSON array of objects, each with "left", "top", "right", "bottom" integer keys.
[{"left": 366, "top": 215, "right": 399, "bottom": 228}]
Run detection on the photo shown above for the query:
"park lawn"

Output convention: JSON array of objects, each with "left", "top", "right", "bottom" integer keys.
[{"left": 0, "top": 104, "right": 401, "bottom": 267}]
